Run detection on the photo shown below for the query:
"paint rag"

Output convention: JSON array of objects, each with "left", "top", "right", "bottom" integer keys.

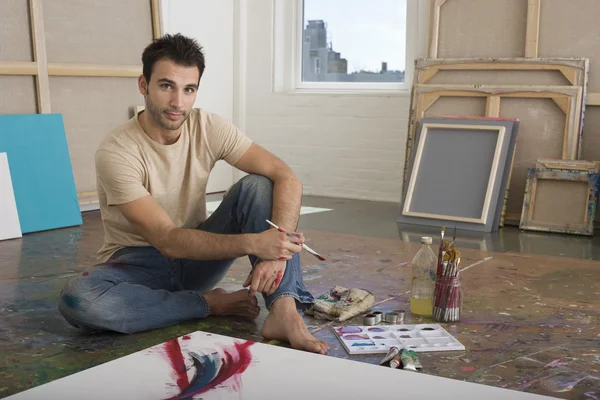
[{"left": 306, "top": 285, "right": 375, "bottom": 322}]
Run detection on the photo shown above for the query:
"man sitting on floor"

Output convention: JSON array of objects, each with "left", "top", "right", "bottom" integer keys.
[{"left": 58, "top": 33, "right": 328, "bottom": 355}]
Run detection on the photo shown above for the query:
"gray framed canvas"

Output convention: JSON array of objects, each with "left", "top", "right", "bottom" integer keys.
[{"left": 397, "top": 117, "right": 519, "bottom": 232}]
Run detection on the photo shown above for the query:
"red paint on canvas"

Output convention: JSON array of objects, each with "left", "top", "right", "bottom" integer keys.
[
  {"left": 192, "top": 341, "right": 254, "bottom": 397},
  {"left": 162, "top": 338, "right": 255, "bottom": 400},
  {"left": 162, "top": 339, "right": 189, "bottom": 391},
  {"left": 214, "top": 341, "right": 253, "bottom": 393}
]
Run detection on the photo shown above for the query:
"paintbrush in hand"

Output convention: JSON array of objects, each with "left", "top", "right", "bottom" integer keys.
[{"left": 266, "top": 219, "right": 326, "bottom": 261}]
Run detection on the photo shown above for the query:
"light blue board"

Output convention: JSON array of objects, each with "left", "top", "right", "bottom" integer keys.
[{"left": 0, "top": 114, "right": 82, "bottom": 233}]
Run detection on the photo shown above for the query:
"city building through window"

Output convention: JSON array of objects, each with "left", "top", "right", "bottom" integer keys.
[{"left": 301, "top": 0, "right": 407, "bottom": 84}]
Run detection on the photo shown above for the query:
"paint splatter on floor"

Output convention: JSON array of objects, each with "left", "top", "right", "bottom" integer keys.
[{"left": 2, "top": 224, "right": 600, "bottom": 399}]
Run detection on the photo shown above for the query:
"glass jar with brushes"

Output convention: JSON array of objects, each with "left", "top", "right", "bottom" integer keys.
[{"left": 432, "top": 227, "right": 462, "bottom": 322}]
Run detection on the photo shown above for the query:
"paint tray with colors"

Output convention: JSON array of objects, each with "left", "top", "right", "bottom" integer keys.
[{"left": 333, "top": 324, "right": 465, "bottom": 355}]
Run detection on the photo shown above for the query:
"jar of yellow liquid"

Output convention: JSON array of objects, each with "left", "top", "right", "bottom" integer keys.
[{"left": 410, "top": 237, "right": 437, "bottom": 317}]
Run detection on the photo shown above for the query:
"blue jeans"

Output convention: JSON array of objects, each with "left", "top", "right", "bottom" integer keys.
[{"left": 58, "top": 174, "right": 315, "bottom": 334}]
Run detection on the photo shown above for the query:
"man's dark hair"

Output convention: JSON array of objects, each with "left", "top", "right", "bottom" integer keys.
[{"left": 141, "top": 33, "right": 205, "bottom": 84}]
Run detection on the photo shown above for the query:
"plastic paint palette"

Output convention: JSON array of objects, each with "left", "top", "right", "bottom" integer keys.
[{"left": 333, "top": 324, "right": 466, "bottom": 355}]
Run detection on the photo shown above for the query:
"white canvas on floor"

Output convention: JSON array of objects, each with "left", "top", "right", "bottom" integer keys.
[
  {"left": 6, "top": 330, "right": 551, "bottom": 399},
  {"left": 207, "top": 200, "right": 332, "bottom": 216},
  {"left": 81, "top": 201, "right": 334, "bottom": 215},
  {"left": 0, "top": 153, "right": 22, "bottom": 241}
]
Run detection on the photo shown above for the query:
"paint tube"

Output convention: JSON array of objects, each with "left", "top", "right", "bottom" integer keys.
[
  {"left": 388, "top": 354, "right": 402, "bottom": 369},
  {"left": 408, "top": 350, "right": 423, "bottom": 370},
  {"left": 400, "top": 348, "right": 417, "bottom": 371},
  {"left": 380, "top": 346, "right": 400, "bottom": 366}
]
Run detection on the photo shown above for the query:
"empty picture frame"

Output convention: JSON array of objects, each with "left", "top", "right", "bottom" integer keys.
[
  {"left": 535, "top": 158, "right": 600, "bottom": 172},
  {"left": 412, "top": 58, "right": 589, "bottom": 163},
  {"left": 520, "top": 168, "right": 600, "bottom": 236},
  {"left": 398, "top": 117, "right": 519, "bottom": 232},
  {"left": 414, "top": 58, "right": 589, "bottom": 89},
  {"left": 408, "top": 84, "right": 583, "bottom": 162}
]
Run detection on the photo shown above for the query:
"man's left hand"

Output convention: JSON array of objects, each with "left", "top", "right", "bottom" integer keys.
[{"left": 243, "top": 259, "right": 286, "bottom": 296}]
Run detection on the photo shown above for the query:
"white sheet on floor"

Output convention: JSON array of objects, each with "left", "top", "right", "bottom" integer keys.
[
  {"left": 206, "top": 200, "right": 332, "bottom": 215},
  {"left": 0, "top": 153, "right": 22, "bottom": 241}
]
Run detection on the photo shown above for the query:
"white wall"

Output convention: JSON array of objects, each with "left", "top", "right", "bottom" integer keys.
[
  {"left": 243, "top": 0, "right": 428, "bottom": 202},
  {"left": 161, "top": 0, "right": 236, "bottom": 193}
]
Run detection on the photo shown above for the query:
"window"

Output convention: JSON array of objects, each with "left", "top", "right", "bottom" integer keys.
[
  {"left": 272, "top": 0, "right": 420, "bottom": 95},
  {"left": 273, "top": 0, "right": 421, "bottom": 93},
  {"left": 301, "top": 0, "right": 406, "bottom": 85}
]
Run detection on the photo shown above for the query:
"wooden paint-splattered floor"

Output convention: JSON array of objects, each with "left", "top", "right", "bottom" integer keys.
[{"left": 0, "top": 200, "right": 599, "bottom": 399}]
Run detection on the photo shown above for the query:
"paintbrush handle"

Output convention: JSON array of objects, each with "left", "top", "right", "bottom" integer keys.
[
  {"left": 266, "top": 219, "right": 285, "bottom": 232},
  {"left": 301, "top": 242, "right": 326, "bottom": 261},
  {"left": 266, "top": 220, "right": 325, "bottom": 261},
  {"left": 302, "top": 242, "right": 317, "bottom": 254}
]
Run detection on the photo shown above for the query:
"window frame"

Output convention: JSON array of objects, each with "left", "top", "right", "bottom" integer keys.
[{"left": 272, "top": 0, "right": 421, "bottom": 94}]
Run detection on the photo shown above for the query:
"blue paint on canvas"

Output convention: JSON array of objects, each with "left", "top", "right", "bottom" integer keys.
[{"left": 0, "top": 114, "right": 82, "bottom": 233}]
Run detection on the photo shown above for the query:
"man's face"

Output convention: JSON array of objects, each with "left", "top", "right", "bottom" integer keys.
[{"left": 140, "top": 58, "right": 200, "bottom": 131}]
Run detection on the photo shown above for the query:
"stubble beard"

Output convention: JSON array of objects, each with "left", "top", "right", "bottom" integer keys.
[{"left": 145, "top": 94, "right": 189, "bottom": 131}]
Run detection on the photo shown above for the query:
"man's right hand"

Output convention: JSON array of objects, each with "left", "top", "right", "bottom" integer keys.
[{"left": 249, "top": 229, "right": 304, "bottom": 261}]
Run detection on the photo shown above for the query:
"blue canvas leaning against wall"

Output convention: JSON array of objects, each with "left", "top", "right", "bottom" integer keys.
[{"left": 0, "top": 114, "right": 82, "bottom": 234}]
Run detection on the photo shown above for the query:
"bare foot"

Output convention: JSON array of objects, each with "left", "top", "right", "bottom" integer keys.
[
  {"left": 203, "top": 288, "right": 260, "bottom": 320},
  {"left": 260, "top": 297, "right": 328, "bottom": 354}
]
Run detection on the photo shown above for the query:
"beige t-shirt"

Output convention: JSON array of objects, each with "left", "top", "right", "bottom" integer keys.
[{"left": 94, "top": 108, "right": 253, "bottom": 262}]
